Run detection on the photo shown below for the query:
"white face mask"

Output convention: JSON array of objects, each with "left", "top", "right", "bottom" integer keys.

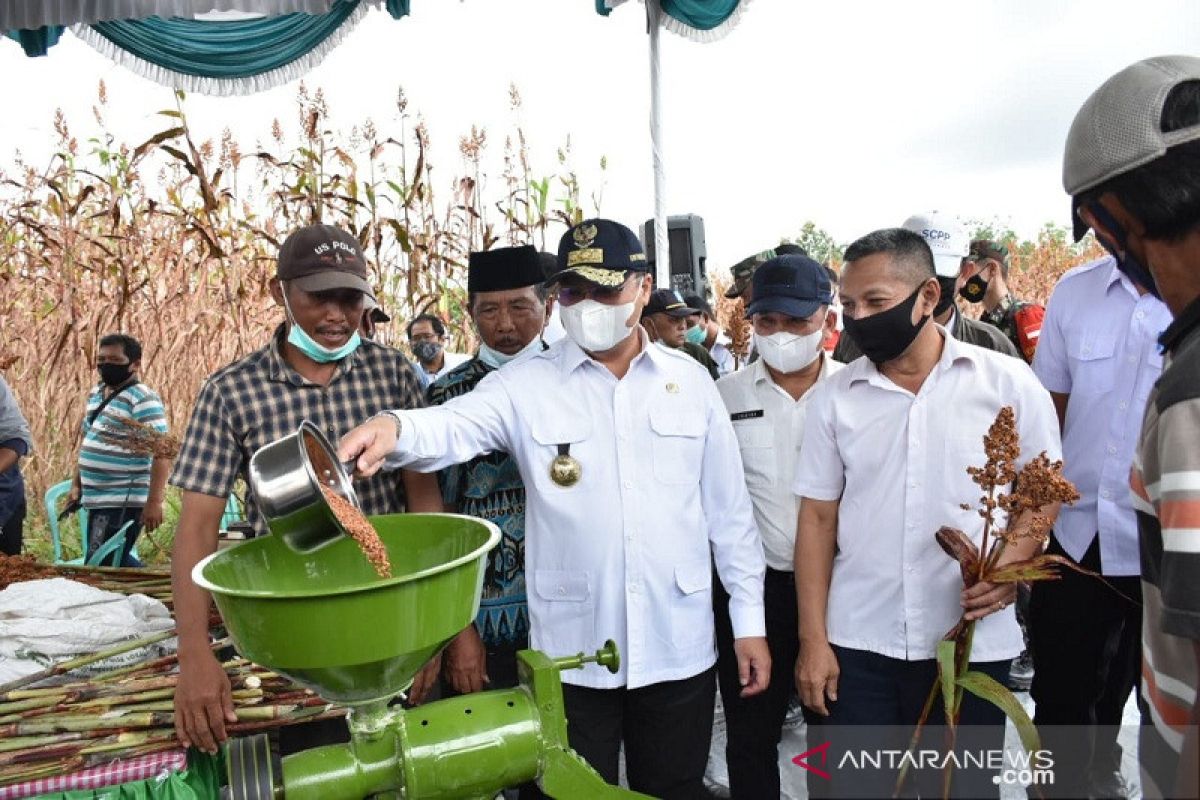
[
  {"left": 560, "top": 299, "right": 638, "bottom": 353},
  {"left": 753, "top": 329, "right": 823, "bottom": 374},
  {"left": 478, "top": 335, "right": 543, "bottom": 369}
]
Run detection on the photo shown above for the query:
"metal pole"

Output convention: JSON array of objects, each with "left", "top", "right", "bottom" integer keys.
[{"left": 647, "top": 0, "right": 669, "bottom": 289}]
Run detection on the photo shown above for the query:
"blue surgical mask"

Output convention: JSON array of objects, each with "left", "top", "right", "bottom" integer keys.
[
  {"left": 1086, "top": 202, "right": 1161, "bottom": 300},
  {"left": 478, "top": 337, "right": 543, "bottom": 369},
  {"left": 281, "top": 282, "right": 362, "bottom": 363},
  {"left": 684, "top": 324, "right": 707, "bottom": 345}
]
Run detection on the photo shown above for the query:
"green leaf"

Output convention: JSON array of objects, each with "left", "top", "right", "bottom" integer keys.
[
  {"left": 985, "top": 554, "right": 1100, "bottom": 584},
  {"left": 956, "top": 670, "right": 1039, "bottom": 754},
  {"left": 936, "top": 639, "right": 957, "bottom": 731}
]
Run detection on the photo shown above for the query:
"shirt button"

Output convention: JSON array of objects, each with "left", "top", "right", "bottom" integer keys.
[
  {"left": 1128, "top": 355, "right": 1137, "bottom": 363},
  {"left": 623, "top": 480, "right": 633, "bottom": 489},
  {"left": 558, "top": 586, "right": 566, "bottom": 595},
  {"left": 1136, "top": 311, "right": 1145, "bottom": 319},
  {"left": 1107, "top": 445, "right": 1117, "bottom": 455},
  {"left": 1119, "top": 401, "right": 1128, "bottom": 410},
  {"left": 1101, "top": 490, "right": 1111, "bottom": 499}
]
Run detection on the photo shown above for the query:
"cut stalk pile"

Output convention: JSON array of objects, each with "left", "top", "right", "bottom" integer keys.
[
  {"left": 0, "top": 555, "right": 172, "bottom": 600},
  {"left": 0, "top": 654, "right": 343, "bottom": 787}
]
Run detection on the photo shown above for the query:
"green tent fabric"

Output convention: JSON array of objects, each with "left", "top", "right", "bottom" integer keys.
[
  {"left": 27, "top": 751, "right": 223, "bottom": 800},
  {"left": 595, "top": 0, "right": 748, "bottom": 41},
  {"left": 83, "top": 1, "right": 361, "bottom": 77},
  {"left": 5, "top": 26, "right": 64, "bottom": 56},
  {"left": 5, "top": 0, "right": 412, "bottom": 92}
]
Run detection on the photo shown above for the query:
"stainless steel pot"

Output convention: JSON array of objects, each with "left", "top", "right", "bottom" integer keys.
[{"left": 248, "top": 420, "right": 360, "bottom": 552}]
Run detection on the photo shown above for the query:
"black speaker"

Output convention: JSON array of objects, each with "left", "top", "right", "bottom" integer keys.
[{"left": 642, "top": 214, "right": 707, "bottom": 298}]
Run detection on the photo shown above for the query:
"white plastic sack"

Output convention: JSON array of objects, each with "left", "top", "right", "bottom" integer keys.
[{"left": 0, "top": 578, "right": 175, "bottom": 685}]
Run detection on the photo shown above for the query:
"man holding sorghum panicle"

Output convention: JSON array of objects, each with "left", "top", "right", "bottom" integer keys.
[{"left": 793, "top": 227, "right": 1061, "bottom": 797}]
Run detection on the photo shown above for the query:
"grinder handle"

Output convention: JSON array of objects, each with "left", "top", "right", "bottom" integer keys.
[{"left": 551, "top": 640, "right": 620, "bottom": 674}]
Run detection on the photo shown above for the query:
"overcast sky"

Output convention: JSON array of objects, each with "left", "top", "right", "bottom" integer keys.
[{"left": 2, "top": 0, "right": 1198, "bottom": 271}]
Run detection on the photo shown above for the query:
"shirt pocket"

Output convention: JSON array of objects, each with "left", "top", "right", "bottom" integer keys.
[
  {"left": 671, "top": 557, "right": 714, "bottom": 648},
  {"left": 1067, "top": 332, "right": 1116, "bottom": 395},
  {"left": 529, "top": 418, "right": 592, "bottom": 492},
  {"left": 943, "top": 435, "right": 988, "bottom": 529},
  {"left": 733, "top": 421, "right": 775, "bottom": 488},
  {"left": 648, "top": 406, "right": 707, "bottom": 485},
  {"left": 533, "top": 569, "right": 595, "bottom": 651}
]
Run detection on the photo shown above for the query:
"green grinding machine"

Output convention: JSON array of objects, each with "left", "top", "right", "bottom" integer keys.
[{"left": 194, "top": 512, "right": 653, "bottom": 800}]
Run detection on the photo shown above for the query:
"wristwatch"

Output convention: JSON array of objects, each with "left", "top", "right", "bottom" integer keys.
[
  {"left": 371, "top": 411, "right": 404, "bottom": 440},
  {"left": 986, "top": 294, "right": 1014, "bottom": 325}
]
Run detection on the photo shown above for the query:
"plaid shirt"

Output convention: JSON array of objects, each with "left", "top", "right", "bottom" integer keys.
[{"left": 170, "top": 326, "right": 425, "bottom": 535}]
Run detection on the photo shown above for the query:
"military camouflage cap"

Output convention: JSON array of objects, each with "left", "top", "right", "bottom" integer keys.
[{"left": 723, "top": 243, "right": 809, "bottom": 298}]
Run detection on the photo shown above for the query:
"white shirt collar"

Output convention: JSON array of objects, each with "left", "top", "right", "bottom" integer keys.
[{"left": 846, "top": 324, "right": 980, "bottom": 390}]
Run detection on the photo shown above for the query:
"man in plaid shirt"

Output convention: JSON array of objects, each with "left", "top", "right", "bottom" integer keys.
[{"left": 168, "top": 224, "right": 441, "bottom": 754}]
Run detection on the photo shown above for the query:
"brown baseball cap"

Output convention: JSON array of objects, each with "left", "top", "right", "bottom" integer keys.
[{"left": 276, "top": 224, "right": 371, "bottom": 295}]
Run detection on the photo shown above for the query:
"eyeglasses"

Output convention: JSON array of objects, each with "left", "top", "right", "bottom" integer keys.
[{"left": 555, "top": 273, "right": 635, "bottom": 307}]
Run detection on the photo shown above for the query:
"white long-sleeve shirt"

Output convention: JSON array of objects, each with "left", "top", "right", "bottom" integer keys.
[{"left": 386, "top": 332, "right": 766, "bottom": 689}]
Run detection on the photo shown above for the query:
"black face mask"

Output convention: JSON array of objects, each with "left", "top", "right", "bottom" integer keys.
[
  {"left": 843, "top": 285, "right": 931, "bottom": 365},
  {"left": 934, "top": 276, "right": 957, "bottom": 316},
  {"left": 958, "top": 274, "right": 988, "bottom": 304},
  {"left": 98, "top": 363, "right": 133, "bottom": 388},
  {"left": 1085, "top": 201, "right": 1161, "bottom": 300}
]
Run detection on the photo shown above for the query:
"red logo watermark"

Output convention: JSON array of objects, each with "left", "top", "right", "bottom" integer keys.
[{"left": 791, "top": 741, "right": 832, "bottom": 780}]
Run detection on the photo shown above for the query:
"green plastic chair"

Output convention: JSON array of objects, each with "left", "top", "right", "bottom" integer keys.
[
  {"left": 44, "top": 480, "right": 84, "bottom": 565},
  {"left": 44, "top": 479, "right": 142, "bottom": 565},
  {"left": 220, "top": 492, "right": 244, "bottom": 529},
  {"left": 86, "top": 520, "right": 135, "bottom": 567}
]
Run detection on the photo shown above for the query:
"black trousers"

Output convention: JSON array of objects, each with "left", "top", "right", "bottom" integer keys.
[
  {"left": 826, "top": 646, "right": 1010, "bottom": 799},
  {"left": 715, "top": 567, "right": 821, "bottom": 799},
  {"left": 86, "top": 506, "right": 144, "bottom": 567},
  {"left": 0, "top": 499, "right": 24, "bottom": 556},
  {"left": 555, "top": 667, "right": 717, "bottom": 800},
  {"left": 1030, "top": 533, "right": 1141, "bottom": 798}
]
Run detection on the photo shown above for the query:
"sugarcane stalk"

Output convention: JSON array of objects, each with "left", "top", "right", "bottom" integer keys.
[
  {"left": 0, "top": 694, "right": 69, "bottom": 717},
  {"left": 0, "top": 629, "right": 177, "bottom": 694},
  {"left": 226, "top": 706, "right": 345, "bottom": 735},
  {"left": 0, "top": 732, "right": 86, "bottom": 754},
  {"left": 0, "top": 755, "right": 85, "bottom": 785},
  {"left": 89, "top": 636, "right": 229, "bottom": 684}
]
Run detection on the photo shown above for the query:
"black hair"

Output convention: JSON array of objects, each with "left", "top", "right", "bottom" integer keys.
[
  {"left": 98, "top": 333, "right": 142, "bottom": 363},
  {"left": 1080, "top": 80, "right": 1200, "bottom": 241},
  {"left": 406, "top": 313, "right": 446, "bottom": 339},
  {"left": 823, "top": 265, "right": 839, "bottom": 284},
  {"left": 842, "top": 228, "right": 935, "bottom": 286}
]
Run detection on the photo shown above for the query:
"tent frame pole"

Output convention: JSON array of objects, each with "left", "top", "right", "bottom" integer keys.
[{"left": 647, "top": 0, "right": 669, "bottom": 289}]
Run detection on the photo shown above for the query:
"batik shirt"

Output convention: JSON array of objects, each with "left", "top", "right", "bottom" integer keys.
[{"left": 428, "top": 357, "right": 529, "bottom": 650}]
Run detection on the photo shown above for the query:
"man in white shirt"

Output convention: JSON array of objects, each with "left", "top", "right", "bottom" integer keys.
[
  {"left": 407, "top": 313, "right": 470, "bottom": 388},
  {"left": 340, "top": 218, "right": 770, "bottom": 799},
  {"left": 715, "top": 254, "right": 841, "bottom": 799},
  {"left": 1029, "top": 255, "right": 1171, "bottom": 799},
  {"left": 833, "top": 212, "right": 1020, "bottom": 362},
  {"left": 793, "top": 227, "right": 1061, "bottom": 797}
]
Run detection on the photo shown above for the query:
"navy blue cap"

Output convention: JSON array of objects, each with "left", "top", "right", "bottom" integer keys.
[
  {"left": 549, "top": 218, "right": 650, "bottom": 287},
  {"left": 642, "top": 288, "right": 698, "bottom": 319},
  {"left": 745, "top": 255, "right": 833, "bottom": 320}
]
